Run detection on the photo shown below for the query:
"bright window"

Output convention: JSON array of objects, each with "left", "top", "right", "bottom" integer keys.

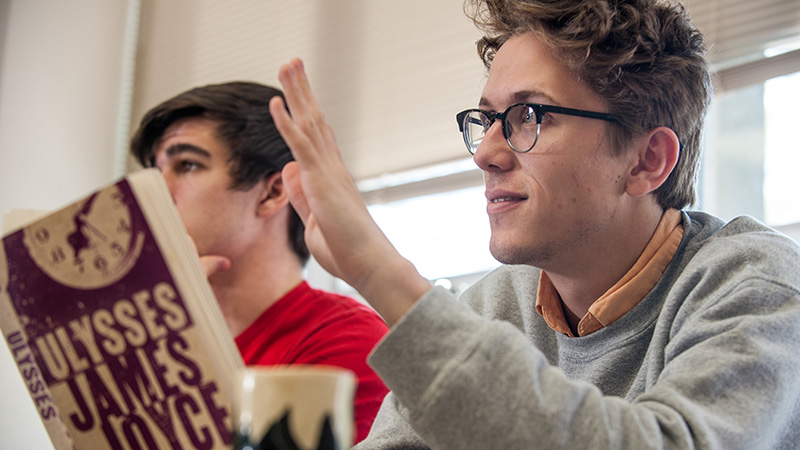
[
  {"left": 763, "top": 72, "right": 800, "bottom": 225},
  {"left": 700, "top": 70, "right": 800, "bottom": 226},
  {"left": 368, "top": 184, "right": 499, "bottom": 283}
]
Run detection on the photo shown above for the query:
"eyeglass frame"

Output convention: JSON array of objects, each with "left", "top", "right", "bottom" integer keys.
[{"left": 456, "top": 103, "right": 621, "bottom": 155}]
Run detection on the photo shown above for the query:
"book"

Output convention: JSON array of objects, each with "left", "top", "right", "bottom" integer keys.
[{"left": 0, "top": 168, "right": 244, "bottom": 450}]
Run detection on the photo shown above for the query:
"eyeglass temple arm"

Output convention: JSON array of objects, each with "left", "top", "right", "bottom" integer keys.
[{"left": 541, "top": 105, "right": 619, "bottom": 122}]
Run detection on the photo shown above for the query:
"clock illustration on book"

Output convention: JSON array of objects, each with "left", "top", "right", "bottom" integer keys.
[{"left": 23, "top": 183, "right": 145, "bottom": 290}]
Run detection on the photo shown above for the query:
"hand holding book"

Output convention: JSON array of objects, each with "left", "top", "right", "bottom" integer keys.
[
  {"left": 0, "top": 169, "right": 244, "bottom": 450},
  {"left": 187, "top": 235, "right": 231, "bottom": 277}
]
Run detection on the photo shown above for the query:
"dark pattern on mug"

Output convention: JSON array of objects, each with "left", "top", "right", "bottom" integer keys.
[{"left": 234, "top": 411, "right": 338, "bottom": 450}]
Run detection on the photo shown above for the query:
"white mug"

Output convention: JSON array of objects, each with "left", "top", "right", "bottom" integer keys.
[{"left": 233, "top": 366, "right": 356, "bottom": 450}]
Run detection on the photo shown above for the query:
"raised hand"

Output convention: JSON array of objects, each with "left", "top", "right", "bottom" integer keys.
[{"left": 269, "top": 58, "right": 431, "bottom": 325}]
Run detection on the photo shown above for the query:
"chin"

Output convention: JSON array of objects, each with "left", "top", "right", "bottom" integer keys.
[{"left": 490, "top": 240, "right": 553, "bottom": 268}]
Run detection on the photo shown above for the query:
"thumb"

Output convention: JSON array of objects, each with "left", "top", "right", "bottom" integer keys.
[
  {"left": 187, "top": 234, "right": 231, "bottom": 277},
  {"left": 199, "top": 255, "right": 231, "bottom": 278},
  {"left": 282, "top": 162, "right": 310, "bottom": 224}
]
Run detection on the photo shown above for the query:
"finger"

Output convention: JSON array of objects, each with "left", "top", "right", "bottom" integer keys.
[
  {"left": 269, "top": 95, "right": 299, "bottom": 144},
  {"left": 277, "top": 60, "right": 336, "bottom": 151},
  {"left": 277, "top": 59, "right": 316, "bottom": 119},
  {"left": 287, "top": 59, "right": 326, "bottom": 127},
  {"left": 271, "top": 98, "right": 324, "bottom": 175}
]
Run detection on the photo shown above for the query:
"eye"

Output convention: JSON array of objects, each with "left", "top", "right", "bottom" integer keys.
[
  {"left": 522, "top": 107, "right": 537, "bottom": 125},
  {"left": 175, "top": 159, "right": 202, "bottom": 173}
]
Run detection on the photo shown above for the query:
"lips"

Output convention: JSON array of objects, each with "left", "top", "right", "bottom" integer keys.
[
  {"left": 485, "top": 189, "right": 527, "bottom": 215},
  {"left": 490, "top": 196, "right": 524, "bottom": 203},
  {"left": 486, "top": 189, "right": 528, "bottom": 203}
]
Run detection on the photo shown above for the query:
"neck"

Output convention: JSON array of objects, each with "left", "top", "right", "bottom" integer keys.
[
  {"left": 210, "top": 244, "right": 304, "bottom": 337},
  {"left": 547, "top": 205, "right": 665, "bottom": 322}
]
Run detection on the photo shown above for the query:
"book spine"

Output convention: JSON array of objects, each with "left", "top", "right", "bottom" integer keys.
[{"left": 0, "top": 242, "right": 76, "bottom": 450}]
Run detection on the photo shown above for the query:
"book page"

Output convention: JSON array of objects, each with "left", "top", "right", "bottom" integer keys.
[{"left": 2, "top": 210, "right": 50, "bottom": 234}]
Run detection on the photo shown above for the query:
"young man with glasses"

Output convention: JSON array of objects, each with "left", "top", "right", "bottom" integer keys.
[
  {"left": 265, "top": 0, "right": 800, "bottom": 448},
  {"left": 129, "top": 81, "right": 389, "bottom": 443}
]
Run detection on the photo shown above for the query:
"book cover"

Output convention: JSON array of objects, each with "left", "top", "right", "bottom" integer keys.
[{"left": 0, "top": 169, "right": 243, "bottom": 450}]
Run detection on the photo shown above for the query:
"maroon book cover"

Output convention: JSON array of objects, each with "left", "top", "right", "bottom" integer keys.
[{"left": 0, "top": 173, "right": 237, "bottom": 450}]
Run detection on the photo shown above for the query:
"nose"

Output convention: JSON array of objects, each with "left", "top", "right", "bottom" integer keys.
[{"left": 472, "top": 120, "right": 515, "bottom": 172}]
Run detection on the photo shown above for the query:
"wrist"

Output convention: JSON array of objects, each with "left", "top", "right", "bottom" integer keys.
[{"left": 356, "top": 256, "right": 431, "bottom": 327}]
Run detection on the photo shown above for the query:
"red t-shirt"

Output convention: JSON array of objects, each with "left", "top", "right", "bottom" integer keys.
[{"left": 235, "top": 281, "right": 389, "bottom": 443}]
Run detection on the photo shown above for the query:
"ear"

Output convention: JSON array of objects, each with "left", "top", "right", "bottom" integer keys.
[
  {"left": 256, "top": 172, "right": 290, "bottom": 218},
  {"left": 625, "top": 127, "right": 680, "bottom": 198}
]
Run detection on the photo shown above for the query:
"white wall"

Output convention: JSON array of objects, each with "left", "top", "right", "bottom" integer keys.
[{"left": 0, "top": 1, "right": 129, "bottom": 448}]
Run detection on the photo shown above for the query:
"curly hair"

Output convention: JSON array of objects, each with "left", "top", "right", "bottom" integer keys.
[
  {"left": 465, "top": 0, "right": 713, "bottom": 210},
  {"left": 130, "top": 81, "right": 310, "bottom": 264}
]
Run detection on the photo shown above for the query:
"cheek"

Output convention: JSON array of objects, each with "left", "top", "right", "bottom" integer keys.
[
  {"left": 170, "top": 191, "right": 195, "bottom": 219},
  {"left": 173, "top": 202, "right": 202, "bottom": 238},
  {"left": 170, "top": 181, "right": 218, "bottom": 211},
  {"left": 171, "top": 189, "right": 215, "bottom": 230},
  {"left": 570, "top": 159, "right": 623, "bottom": 195},
  {"left": 570, "top": 172, "right": 591, "bottom": 191},
  {"left": 552, "top": 170, "right": 608, "bottom": 214}
]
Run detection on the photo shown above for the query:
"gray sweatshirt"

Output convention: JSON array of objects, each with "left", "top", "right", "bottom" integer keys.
[{"left": 356, "top": 211, "right": 800, "bottom": 450}]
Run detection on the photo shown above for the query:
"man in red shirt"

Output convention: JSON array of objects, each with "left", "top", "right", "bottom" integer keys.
[{"left": 129, "top": 81, "right": 389, "bottom": 442}]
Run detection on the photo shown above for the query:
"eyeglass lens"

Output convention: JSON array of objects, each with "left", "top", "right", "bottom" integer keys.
[{"left": 462, "top": 104, "right": 540, "bottom": 154}]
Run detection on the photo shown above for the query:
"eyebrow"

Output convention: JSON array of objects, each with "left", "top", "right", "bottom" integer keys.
[
  {"left": 479, "top": 90, "right": 559, "bottom": 110},
  {"left": 162, "top": 143, "right": 212, "bottom": 159}
]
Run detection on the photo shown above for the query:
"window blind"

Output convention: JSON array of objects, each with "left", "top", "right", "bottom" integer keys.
[
  {"left": 684, "top": 0, "right": 800, "bottom": 91},
  {"left": 131, "top": 0, "right": 800, "bottom": 180},
  {"left": 131, "top": 0, "right": 485, "bottom": 181}
]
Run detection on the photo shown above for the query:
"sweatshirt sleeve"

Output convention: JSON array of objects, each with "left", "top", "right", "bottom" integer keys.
[{"left": 358, "top": 282, "right": 800, "bottom": 450}]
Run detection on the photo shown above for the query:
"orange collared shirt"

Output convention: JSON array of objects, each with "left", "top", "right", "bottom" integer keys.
[{"left": 535, "top": 209, "right": 684, "bottom": 337}]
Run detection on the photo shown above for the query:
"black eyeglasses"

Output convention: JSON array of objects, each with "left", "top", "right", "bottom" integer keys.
[{"left": 456, "top": 103, "right": 620, "bottom": 154}]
